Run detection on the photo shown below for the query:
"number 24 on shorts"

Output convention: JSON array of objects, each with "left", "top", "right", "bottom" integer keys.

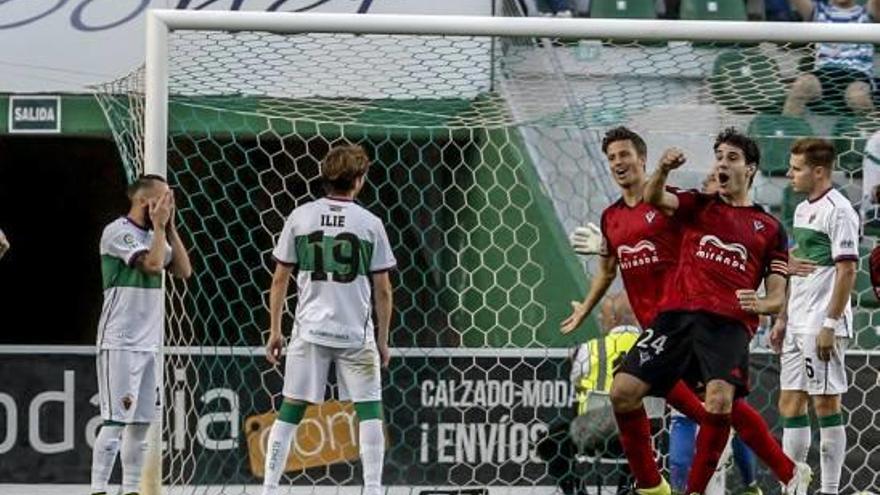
[{"left": 637, "top": 328, "right": 668, "bottom": 355}]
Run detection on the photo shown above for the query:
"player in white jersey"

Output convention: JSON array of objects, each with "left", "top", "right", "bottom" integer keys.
[
  {"left": 0, "top": 227, "right": 9, "bottom": 260},
  {"left": 261, "top": 144, "right": 396, "bottom": 495},
  {"left": 90, "top": 175, "right": 192, "bottom": 495},
  {"left": 771, "top": 138, "right": 858, "bottom": 495}
]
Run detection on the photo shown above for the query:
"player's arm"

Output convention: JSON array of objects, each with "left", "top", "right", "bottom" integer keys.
[
  {"left": 135, "top": 193, "right": 173, "bottom": 275},
  {"left": 560, "top": 253, "right": 617, "bottom": 334},
  {"left": 790, "top": 0, "right": 814, "bottom": 20},
  {"left": 644, "top": 148, "right": 687, "bottom": 216},
  {"left": 166, "top": 192, "right": 192, "bottom": 279},
  {"left": 266, "top": 262, "right": 293, "bottom": 365},
  {"left": 373, "top": 271, "right": 394, "bottom": 368},
  {"left": 769, "top": 283, "right": 790, "bottom": 353},
  {"left": 817, "top": 207, "right": 860, "bottom": 360}
]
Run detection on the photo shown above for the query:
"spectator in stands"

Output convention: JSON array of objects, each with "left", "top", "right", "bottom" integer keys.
[
  {"left": 537, "top": 292, "right": 640, "bottom": 495},
  {"left": 0, "top": 228, "right": 9, "bottom": 260},
  {"left": 765, "top": 0, "right": 799, "bottom": 21},
  {"left": 783, "top": 0, "right": 880, "bottom": 116}
]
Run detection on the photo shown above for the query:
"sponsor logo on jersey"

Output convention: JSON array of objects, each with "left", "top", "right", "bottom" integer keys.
[
  {"left": 809, "top": 213, "right": 817, "bottom": 224},
  {"left": 696, "top": 235, "right": 748, "bottom": 271},
  {"left": 617, "top": 240, "right": 660, "bottom": 269},
  {"left": 841, "top": 239, "right": 854, "bottom": 249},
  {"left": 753, "top": 220, "right": 764, "bottom": 232}
]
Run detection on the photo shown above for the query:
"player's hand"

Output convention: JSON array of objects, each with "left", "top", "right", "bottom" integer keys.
[
  {"left": 167, "top": 190, "right": 178, "bottom": 231},
  {"left": 378, "top": 343, "right": 391, "bottom": 369},
  {"left": 769, "top": 318, "right": 786, "bottom": 354},
  {"left": 570, "top": 223, "right": 602, "bottom": 255},
  {"left": 736, "top": 289, "right": 761, "bottom": 314},
  {"left": 658, "top": 148, "right": 686, "bottom": 173},
  {"left": 561, "top": 301, "right": 587, "bottom": 334},
  {"left": 0, "top": 229, "right": 9, "bottom": 260},
  {"left": 789, "top": 255, "right": 817, "bottom": 277},
  {"left": 816, "top": 327, "right": 835, "bottom": 362},
  {"left": 265, "top": 332, "right": 284, "bottom": 366},
  {"left": 150, "top": 191, "right": 173, "bottom": 229}
]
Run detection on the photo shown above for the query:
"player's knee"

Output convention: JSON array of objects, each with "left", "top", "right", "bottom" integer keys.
[
  {"left": 845, "top": 81, "right": 874, "bottom": 113},
  {"left": 812, "top": 395, "right": 841, "bottom": 417},
  {"left": 703, "top": 381, "right": 733, "bottom": 414},
  {"left": 609, "top": 376, "right": 642, "bottom": 411},
  {"left": 778, "top": 390, "right": 808, "bottom": 417},
  {"left": 789, "top": 74, "right": 821, "bottom": 100}
]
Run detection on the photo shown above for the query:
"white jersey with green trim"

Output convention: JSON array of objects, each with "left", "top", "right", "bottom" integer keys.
[
  {"left": 787, "top": 188, "right": 859, "bottom": 337},
  {"left": 273, "top": 197, "right": 396, "bottom": 349},
  {"left": 96, "top": 217, "right": 172, "bottom": 351}
]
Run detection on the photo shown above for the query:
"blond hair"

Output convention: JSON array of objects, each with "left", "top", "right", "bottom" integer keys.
[{"left": 321, "top": 144, "right": 370, "bottom": 193}]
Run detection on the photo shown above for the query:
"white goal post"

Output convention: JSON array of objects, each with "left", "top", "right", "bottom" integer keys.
[
  {"left": 144, "top": 9, "right": 880, "bottom": 178},
  {"left": 132, "top": 8, "right": 880, "bottom": 495}
]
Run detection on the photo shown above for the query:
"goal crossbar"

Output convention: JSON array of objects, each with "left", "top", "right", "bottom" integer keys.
[{"left": 144, "top": 9, "right": 880, "bottom": 177}]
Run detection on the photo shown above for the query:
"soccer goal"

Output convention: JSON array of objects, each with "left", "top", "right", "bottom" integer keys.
[{"left": 95, "top": 7, "right": 880, "bottom": 494}]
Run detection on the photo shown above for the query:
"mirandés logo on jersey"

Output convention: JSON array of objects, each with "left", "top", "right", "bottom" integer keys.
[
  {"left": 617, "top": 240, "right": 660, "bottom": 269},
  {"left": 696, "top": 235, "right": 748, "bottom": 271}
]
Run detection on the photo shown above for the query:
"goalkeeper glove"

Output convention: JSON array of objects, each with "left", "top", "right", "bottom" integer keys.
[{"left": 570, "top": 223, "right": 602, "bottom": 255}]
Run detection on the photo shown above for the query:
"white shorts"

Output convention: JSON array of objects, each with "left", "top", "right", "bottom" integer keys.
[
  {"left": 97, "top": 349, "right": 160, "bottom": 423},
  {"left": 780, "top": 332, "right": 849, "bottom": 396},
  {"left": 283, "top": 339, "right": 381, "bottom": 404}
]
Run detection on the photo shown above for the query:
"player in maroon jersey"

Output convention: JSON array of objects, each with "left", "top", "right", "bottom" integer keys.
[
  {"left": 562, "top": 127, "right": 803, "bottom": 495},
  {"left": 607, "top": 128, "right": 812, "bottom": 495}
]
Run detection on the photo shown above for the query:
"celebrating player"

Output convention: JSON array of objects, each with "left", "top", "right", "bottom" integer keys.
[
  {"left": 609, "top": 128, "right": 811, "bottom": 495},
  {"left": 562, "top": 127, "right": 804, "bottom": 495},
  {"left": 91, "top": 175, "right": 192, "bottom": 495},
  {"left": 771, "top": 138, "right": 858, "bottom": 495},
  {"left": 261, "top": 144, "right": 396, "bottom": 495}
]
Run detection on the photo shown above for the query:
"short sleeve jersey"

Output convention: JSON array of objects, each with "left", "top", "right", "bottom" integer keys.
[
  {"left": 788, "top": 188, "right": 859, "bottom": 337},
  {"left": 97, "top": 217, "right": 172, "bottom": 351},
  {"left": 273, "top": 197, "right": 396, "bottom": 348}
]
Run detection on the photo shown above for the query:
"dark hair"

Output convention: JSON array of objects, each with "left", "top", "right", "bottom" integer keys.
[
  {"left": 126, "top": 174, "right": 167, "bottom": 200},
  {"left": 601, "top": 126, "right": 647, "bottom": 158},
  {"left": 714, "top": 127, "right": 760, "bottom": 186},
  {"left": 321, "top": 144, "right": 370, "bottom": 194},
  {"left": 791, "top": 138, "right": 836, "bottom": 171}
]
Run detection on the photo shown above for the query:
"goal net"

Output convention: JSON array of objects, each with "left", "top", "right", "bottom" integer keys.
[{"left": 95, "top": 8, "right": 880, "bottom": 494}]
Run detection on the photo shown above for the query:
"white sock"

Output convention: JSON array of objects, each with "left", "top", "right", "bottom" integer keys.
[
  {"left": 262, "top": 420, "right": 298, "bottom": 495},
  {"left": 359, "top": 419, "right": 385, "bottom": 495},
  {"left": 120, "top": 423, "right": 151, "bottom": 494},
  {"left": 819, "top": 424, "right": 846, "bottom": 494},
  {"left": 783, "top": 424, "right": 811, "bottom": 464},
  {"left": 91, "top": 424, "right": 124, "bottom": 493}
]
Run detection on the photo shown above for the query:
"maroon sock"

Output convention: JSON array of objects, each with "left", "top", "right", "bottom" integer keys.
[
  {"left": 731, "top": 399, "right": 795, "bottom": 483},
  {"left": 685, "top": 412, "right": 731, "bottom": 494},
  {"left": 665, "top": 381, "right": 707, "bottom": 424},
  {"left": 614, "top": 408, "right": 661, "bottom": 489}
]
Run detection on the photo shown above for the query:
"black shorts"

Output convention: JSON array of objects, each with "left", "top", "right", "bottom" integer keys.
[{"left": 617, "top": 310, "right": 751, "bottom": 398}]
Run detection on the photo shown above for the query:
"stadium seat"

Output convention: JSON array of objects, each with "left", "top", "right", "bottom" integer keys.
[
  {"left": 832, "top": 116, "right": 878, "bottom": 176},
  {"left": 709, "top": 50, "right": 786, "bottom": 114},
  {"left": 680, "top": 0, "right": 747, "bottom": 20},
  {"left": 748, "top": 114, "right": 813, "bottom": 176},
  {"left": 590, "top": 0, "right": 657, "bottom": 18}
]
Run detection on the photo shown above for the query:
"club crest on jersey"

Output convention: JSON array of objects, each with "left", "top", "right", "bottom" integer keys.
[
  {"left": 753, "top": 220, "right": 764, "bottom": 232},
  {"left": 645, "top": 211, "right": 656, "bottom": 224},
  {"left": 809, "top": 213, "right": 817, "bottom": 224},
  {"left": 696, "top": 235, "right": 748, "bottom": 271},
  {"left": 617, "top": 240, "right": 660, "bottom": 269}
]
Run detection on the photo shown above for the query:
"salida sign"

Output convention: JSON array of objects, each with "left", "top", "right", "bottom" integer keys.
[{"left": 8, "top": 96, "right": 60, "bottom": 133}]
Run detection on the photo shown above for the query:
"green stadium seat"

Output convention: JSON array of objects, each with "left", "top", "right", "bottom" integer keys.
[
  {"left": 680, "top": 0, "right": 747, "bottom": 20},
  {"left": 710, "top": 50, "right": 786, "bottom": 114},
  {"left": 590, "top": 0, "right": 656, "bottom": 18},
  {"left": 831, "top": 116, "right": 878, "bottom": 177},
  {"left": 748, "top": 114, "right": 813, "bottom": 176}
]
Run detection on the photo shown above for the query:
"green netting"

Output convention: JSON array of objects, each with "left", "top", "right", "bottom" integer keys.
[{"left": 95, "top": 23, "right": 880, "bottom": 495}]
